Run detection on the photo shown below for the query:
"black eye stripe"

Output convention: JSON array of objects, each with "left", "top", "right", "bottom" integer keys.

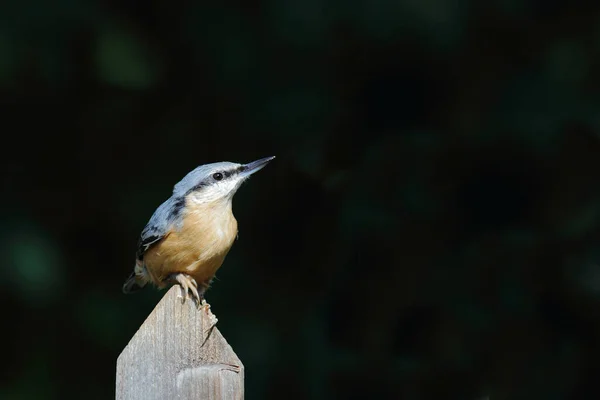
[
  {"left": 188, "top": 168, "right": 239, "bottom": 193},
  {"left": 213, "top": 170, "right": 235, "bottom": 180}
]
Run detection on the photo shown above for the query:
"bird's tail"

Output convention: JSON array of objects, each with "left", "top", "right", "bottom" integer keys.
[{"left": 122, "top": 271, "right": 147, "bottom": 294}]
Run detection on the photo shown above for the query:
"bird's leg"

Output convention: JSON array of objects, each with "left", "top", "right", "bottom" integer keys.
[{"left": 171, "top": 273, "right": 202, "bottom": 307}]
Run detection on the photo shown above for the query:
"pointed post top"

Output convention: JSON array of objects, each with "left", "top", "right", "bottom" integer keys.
[{"left": 116, "top": 286, "right": 244, "bottom": 400}]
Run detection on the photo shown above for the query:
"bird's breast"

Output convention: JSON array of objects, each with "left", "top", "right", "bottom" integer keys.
[
  {"left": 144, "top": 200, "right": 238, "bottom": 286},
  {"left": 183, "top": 203, "right": 238, "bottom": 261}
]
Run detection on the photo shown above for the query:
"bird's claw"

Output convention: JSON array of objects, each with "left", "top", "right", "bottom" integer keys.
[
  {"left": 173, "top": 273, "right": 203, "bottom": 308},
  {"left": 200, "top": 299, "right": 219, "bottom": 346}
]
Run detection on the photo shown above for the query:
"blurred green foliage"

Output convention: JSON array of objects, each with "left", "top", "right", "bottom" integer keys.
[{"left": 95, "top": 26, "right": 160, "bottom": 89}]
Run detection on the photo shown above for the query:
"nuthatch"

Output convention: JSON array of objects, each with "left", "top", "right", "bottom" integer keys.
[{"left": 123, "top": 156, "right": 275, "bottom": 305}]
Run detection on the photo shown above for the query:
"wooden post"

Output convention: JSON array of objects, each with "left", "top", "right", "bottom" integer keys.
[{"left": 116, "top": 286, "right": 244, "bottom": 400}]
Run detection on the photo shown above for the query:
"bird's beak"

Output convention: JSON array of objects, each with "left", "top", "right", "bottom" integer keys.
[{"left": 240, "top": 156, "right": 275, "bottom": 177}]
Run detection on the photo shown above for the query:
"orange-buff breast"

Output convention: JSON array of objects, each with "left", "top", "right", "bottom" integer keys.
[{"left": 143, "top": 201, "right": 238, "bottom": 288}]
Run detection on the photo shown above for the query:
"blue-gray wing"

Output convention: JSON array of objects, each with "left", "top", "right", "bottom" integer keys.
[{"left": 136, "top": 196, "right": 185, "bottom": 260}]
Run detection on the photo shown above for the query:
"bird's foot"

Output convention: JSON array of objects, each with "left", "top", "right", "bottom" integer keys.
[
  {"left": 201, "top": 299, "right": 218, "bottom": 325},
  {"left": 172, "top": 273, "right": 202, "bottom": 308},
  {"left": 200, "top": 298, "right": 219, "bottom": 346}
]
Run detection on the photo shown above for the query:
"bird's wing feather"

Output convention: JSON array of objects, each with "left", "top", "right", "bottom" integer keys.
[{"left": 136, "top": 196, "right": 185, "bottom": 260}]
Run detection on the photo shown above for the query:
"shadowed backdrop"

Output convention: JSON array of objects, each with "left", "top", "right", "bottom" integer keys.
[{"left": 1, "top": 0, "right": 600, "bottom": 399}]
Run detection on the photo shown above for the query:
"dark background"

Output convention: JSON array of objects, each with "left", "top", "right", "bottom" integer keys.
[{"left": 2, "top": 1, "right": 600, "bottom": 399}]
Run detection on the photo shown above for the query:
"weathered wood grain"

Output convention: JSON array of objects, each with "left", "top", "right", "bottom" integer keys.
[{"left": 116, "top": 286, "right": 244, "bottom": 399}]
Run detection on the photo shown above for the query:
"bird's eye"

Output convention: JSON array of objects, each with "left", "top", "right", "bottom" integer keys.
[{"left": 213, "top": 172, "right": 224, "bottom": 181}]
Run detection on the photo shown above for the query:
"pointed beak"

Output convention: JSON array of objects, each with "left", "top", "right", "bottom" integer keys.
[{"left": 240, "top": 156, "right": 275, "bottom": 177}]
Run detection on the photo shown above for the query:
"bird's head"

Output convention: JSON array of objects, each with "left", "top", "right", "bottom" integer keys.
[{"left": 173, "top": 156, "right": 275, "bottom": 204}]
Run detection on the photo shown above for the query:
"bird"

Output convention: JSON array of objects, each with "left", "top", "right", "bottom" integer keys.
[{"left": 123, "top": 156, "right": 275, "bottom": 306}]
